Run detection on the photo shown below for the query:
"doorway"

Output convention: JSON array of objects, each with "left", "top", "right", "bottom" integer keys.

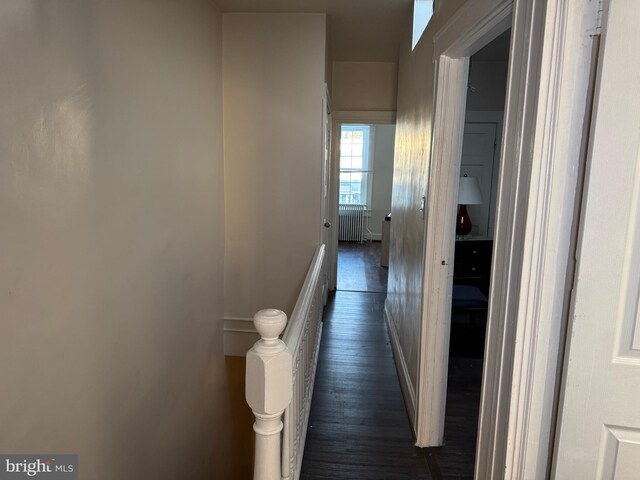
[
  {"left": 411, "top": 0, "right": 518, "bottom": 454},
  {"left": 424, "top": 30, "right": 510, "bottom": 478},
  {"left": 336, "top": 123, "right": 395, "bottom": 293},
  {"left": 402, "top": 0, "right": 597, "bottom": 477},
  {"left": 327, "top": 112, "right": 396, "bottom": 294}
]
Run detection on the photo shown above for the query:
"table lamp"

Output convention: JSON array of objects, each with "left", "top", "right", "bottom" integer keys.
[{"left": 456, "top": 174, "right": 483, "bottom": 236}]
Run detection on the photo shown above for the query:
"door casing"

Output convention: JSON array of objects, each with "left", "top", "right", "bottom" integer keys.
[{"left": 416, "top": 0, "right": 603, "bottom": 479}]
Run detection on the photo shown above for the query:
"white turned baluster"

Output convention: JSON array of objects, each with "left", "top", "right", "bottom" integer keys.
[{"left": 246, "top": 309, "right": 293, "bottom": 480}]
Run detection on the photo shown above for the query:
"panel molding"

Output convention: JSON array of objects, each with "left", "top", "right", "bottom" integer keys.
[
  {"left": 614, "top": 151, "right": 640, "bottom": 364},
  {"left": 597, "top": 425, "right": 640, "bottom": 479}
]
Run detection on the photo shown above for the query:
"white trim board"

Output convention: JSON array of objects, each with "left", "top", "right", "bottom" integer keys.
[
  {"left": 385, "top": 300, "right": 417, "bottom": 430},
  {"left": 224, "top": 317, "right": 259, "bottom": 357},
  {"left": 414, "top": 0, "right": 602, "bottom": 478},
  {"left": 417, "top": 53, "right": 470, "bottom": 447},
  {"left": 496, "top": 0, "right": 603, "bottom": 477},
  {"left": 433, "top": 0, "right": 512, "bottom": 59},
  {"left": 416, "top": 0, "right": 512, "bottom": 449}
]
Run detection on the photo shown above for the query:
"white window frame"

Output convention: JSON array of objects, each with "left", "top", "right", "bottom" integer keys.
[{"left": 338, "top": 124, "right": 373, "bottom": 207}]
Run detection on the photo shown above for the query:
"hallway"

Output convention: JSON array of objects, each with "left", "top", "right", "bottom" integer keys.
[
  {"left": 337, "top": 242, "right": 388, "bottom": 292},
  {"left": 300, "top": 291, "right": 431, "bottom": 479}
]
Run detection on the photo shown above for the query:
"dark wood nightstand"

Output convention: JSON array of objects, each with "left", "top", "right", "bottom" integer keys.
[
  {"left": 453, "top": 239, "right": 493, "bottom": 296},
  {"left": 450, "top": 239, "right": 492, "bottom": 356}
]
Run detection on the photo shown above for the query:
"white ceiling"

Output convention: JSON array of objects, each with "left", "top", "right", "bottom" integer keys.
[{"left": 215, "top": 0, "right": 413, "bottom": 62}]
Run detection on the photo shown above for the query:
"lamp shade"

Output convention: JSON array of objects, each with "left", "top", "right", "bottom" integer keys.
[{"left": 458, "top": 175, "right": 483, "bottom": 205}]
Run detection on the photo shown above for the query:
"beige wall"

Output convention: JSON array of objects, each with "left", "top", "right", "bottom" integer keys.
[
  {"left": 387, "top": 0, "right": 467, "bottom": 394},
  {"left": 369, "top": 125, "right": 396, "bottom": 238},
  {"left": 0, "top": 1, "right": 233, "bottom": 478},
  {"left": 223, "top": 13, "right": 326, "bottom": 319},
  {"left": 331, "top": 61, "right": 398, "bottom": 111}
]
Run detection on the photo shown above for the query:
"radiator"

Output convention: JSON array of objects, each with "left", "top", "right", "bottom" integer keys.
[{"left": 338, "top": 204, "right": 366, "bottom": 242}]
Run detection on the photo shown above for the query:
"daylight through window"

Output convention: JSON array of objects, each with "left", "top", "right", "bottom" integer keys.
[{"left": 339, "top": 125, "right": 371, "bottom": 205}]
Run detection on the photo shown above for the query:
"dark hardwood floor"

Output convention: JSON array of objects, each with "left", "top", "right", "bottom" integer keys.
[
  {"left": 224, "top": 254, "right": 483, "bottom": 479},
  {"left": 300, "top": 291, "right": 485, "bottom": 479},
  {"left": 423, "top": 356, "right": 483, "bottom": 479},
  {"left": 300, "top": 291, "right": 430, "bottom": 479},
  {"left": 337, "top": 241, "right": 388, "bottom": 292}
]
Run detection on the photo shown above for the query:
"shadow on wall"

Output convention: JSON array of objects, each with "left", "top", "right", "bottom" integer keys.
[{"left": 226, "top": 356, "right": 255, "bottom": 479}]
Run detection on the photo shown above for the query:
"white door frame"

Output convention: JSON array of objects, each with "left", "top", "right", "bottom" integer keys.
[
  {"left": 416, "top": 0, "right": 601, "bottom": 479},
  {"left": 416, "top": 0, "right": 512, "bottom": 448},
  {"left": 327, "top": 110, "right": 396, "bottom": 292}
]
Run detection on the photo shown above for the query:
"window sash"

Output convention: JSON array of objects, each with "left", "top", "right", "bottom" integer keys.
[{"left": 339, "top": 125, "right": 371, "bottom": 205}]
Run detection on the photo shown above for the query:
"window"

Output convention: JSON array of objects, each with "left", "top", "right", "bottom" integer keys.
[
  {"left": 412, "top": 0, "right": 434, "bottom": 50},
  {"left": 339, "top": 125, "right": 371, "bottom": 205}
]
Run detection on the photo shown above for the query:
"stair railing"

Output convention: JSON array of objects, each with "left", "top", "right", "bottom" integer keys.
[{"left": 246, "top": 244, "right": 325, "bottom": 480}]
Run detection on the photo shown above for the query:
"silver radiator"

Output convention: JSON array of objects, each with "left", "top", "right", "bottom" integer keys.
[{"left": 338, "top": 204, "right": 366, "bottom": 242}]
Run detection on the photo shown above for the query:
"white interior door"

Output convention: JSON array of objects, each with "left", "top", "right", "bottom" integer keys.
[
  {"left": 321, "top": 91, "right": 331, "bottom": 300},
  {"left": 552, "top": 1, "right": 640, "bottom": 477},
  {"left": 460, "top": 122, "right": 497, "bottom": 238},
  {"left": 321, "top": 92, "right": 331, "bottom": 246}
]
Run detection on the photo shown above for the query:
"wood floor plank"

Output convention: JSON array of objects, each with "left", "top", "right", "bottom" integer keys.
[
  {"left": 303, "top": 244, "right": 483, "bottom": 479},
  {"left": 300, "top": 291, "right": 431, "bottom": 479},
  {"left": 423, "top": 356, "right": 483, "bottom": 479},
  {"left": 337, "top": 242, "right": 388, "bottom": 292}
]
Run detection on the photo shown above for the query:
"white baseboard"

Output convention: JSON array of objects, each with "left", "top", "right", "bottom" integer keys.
[
  {"left": 385, "top": 300, "right": 417, "bottom": 433},
  {"left": 224, "top": 317, "right": 259, "bottom": 356}
]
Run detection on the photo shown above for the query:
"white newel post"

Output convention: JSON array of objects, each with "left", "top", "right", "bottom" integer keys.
[{"left": 246, "top": 309, "right": 293, "bottom": 480}]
